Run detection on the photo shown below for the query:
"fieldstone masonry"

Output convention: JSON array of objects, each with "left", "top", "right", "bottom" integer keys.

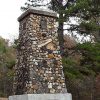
[
  {"left": 10, "top": 8, "right": 72, "bottom": 100},
  {"left": 14, "top": 8, "right": 67, "bottom": 95}
]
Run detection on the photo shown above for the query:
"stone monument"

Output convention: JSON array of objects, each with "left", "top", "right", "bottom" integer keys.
[{"left": 9, "top": 8, "right": 72, "bottom": 100}]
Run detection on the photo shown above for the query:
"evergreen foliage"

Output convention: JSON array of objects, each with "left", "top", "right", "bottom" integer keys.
[{"left": 0, "top": 37, "right": 16, "bottom": 97}]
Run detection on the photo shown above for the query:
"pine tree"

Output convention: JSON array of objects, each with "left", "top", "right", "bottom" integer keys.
[
  {"left": 49, "top": 0, "right": 76, "bottom": 56},
  {"left": 67, "top": 0, "right": 100, "bottom": 42}
]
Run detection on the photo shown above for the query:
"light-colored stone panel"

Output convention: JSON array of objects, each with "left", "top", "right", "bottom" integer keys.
[{"left": 9, "top": 94, "right": 72, "bottom": 100}]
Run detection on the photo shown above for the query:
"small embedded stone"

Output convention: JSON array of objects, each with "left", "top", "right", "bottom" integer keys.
[
  {"left": 57, "top": 86, "right": 61, "bottom": 89},
  {"left": 48, "top": 54, "right": 55, "bottom": 58},
  {"left": 33, "top": 41, "right": 37, "bottom": 44},
  {"left": 31, "top": 85, "right": 38, "bottom": 90},
  {"left": 48, "top": 83, "right": 52, "bottom": 89},
  {"left": 60, "top": 80, "right": 65, "bottom": 83},
  {"left": 40, "top": 70, "right": 44, "bottom": 74},
  {"left": 50, "top": 89, "right": 55, "bottom": 93}
]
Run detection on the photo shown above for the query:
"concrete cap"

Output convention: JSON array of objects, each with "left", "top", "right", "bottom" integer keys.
[{"left": 18, "top": 7, "right": 57, "bottom": 22}]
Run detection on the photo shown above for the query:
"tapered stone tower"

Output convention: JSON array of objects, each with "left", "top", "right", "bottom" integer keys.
[{"left": 9, "top": 8, "right": 72, "bottom": 100}]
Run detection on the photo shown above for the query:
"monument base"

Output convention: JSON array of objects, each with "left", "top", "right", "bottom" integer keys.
[{"left": 9, "top": 93, "right": 72, "bottom": 100}]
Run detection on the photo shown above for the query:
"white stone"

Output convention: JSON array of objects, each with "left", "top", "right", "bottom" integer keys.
[
  {"left": 33, "top": 59, "right": 36, "bottom": 62},
  {"left": 30, "top": 55, "right": 33, "bottom": 59},
  {"left": 62, "top": 83, "right": 66, "bottom": 86},
  {"left": 9, "top": 94, "right": 72, "bottom": 100},
  {"left": 34, "top": 62, "right": 38, "bottom": 65},
  {"left": 33, "top": 41, "right": 37, "bottom": 44},
  {"left": 58, "top": 86, "right": 61, "bottom": 89},
  {"left": 44, "top": 74, "right": 46, "bottom": 76},
  {"left": 48, "top": 71, "right": 52, "bottom": 74},
  {"left": 46, "top": 71, "right": 49, "bottom": 73},
  {"left": 38, "top": 38, "right": 52, "bottom": 48},
  {"left": 53, "top": 51, "right": 59, "bottom": 54},
  {"left": 30, "top": 38, "right": 36, "bottom": 40},
  {"left": 50, "top": 89, "right": 55, "bottom": 93},
  {"left": 29, "top": 33, "right": 32, "bottom": 35},
  {"left": 50, "top": 77, "right": 54, "bottom": 80},
  {"left": 48, "top": 83, "right": 52, "bottom": 89}
]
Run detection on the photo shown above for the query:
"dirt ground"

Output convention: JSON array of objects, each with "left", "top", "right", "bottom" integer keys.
[{"left": 0, "top": 98, "right": 8, "bottom": 100}]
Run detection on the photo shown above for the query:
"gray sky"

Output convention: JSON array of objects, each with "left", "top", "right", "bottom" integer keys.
[{"left": 0, "top": 0, "right": 26, "bottom": 42}]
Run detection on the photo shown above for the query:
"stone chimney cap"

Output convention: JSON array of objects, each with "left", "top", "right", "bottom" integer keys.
[{"left": 18, "top": 7, "right": 57, "bottom": 21}]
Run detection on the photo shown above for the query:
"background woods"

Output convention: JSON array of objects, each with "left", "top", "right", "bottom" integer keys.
[{"left": 0, "top": 37, "right": 16, "bottom": 97}]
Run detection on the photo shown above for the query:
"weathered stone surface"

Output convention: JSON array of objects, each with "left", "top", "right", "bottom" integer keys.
[
  {"left": 48, "top": 54, "right": 55, "bottom": 58},
  {"left": 18, "top": 8, "right": 57, "bottom": 22},
  {"left": 13, "top": 8, "right": 67, "bottom": 95},
  {"left": 9, "top": 94, "right": 72, "bottom": 100},
  {"left": 31, "top": 85, "right": 38, "bottom": 90}
]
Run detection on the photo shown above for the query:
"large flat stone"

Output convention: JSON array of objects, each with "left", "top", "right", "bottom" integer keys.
[
  {"left": 9, "top": 93, "right": 72, "bottom": 100},
  {"left": 18, "top": 8, "right": 57, "bottom": 22}
]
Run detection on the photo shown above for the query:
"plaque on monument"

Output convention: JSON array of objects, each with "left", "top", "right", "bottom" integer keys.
[{"left": 40, "top": 16, "right": 47, "bottom": 29}]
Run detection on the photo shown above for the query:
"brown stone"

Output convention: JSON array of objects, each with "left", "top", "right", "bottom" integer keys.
[
  {"left": 31, "top": 85, "right": 38, "bottom": 90},
  {"left": 47, "top": 77, "right": 51, "bottom": 80},
  {"left": 40, "top": 70, "right": 44, "bottom": 74},
  {"left": 48, "top": 54, "right": 55, "bottom": 58},
  {"left": 60, "top": 80, "right": 65, "bottom": 83},
  {"left": 46, "top": 42, "right": 56, "bottom": 50},
  {"left": 48, "top": 73, "right": 52, "bottom": 77}
]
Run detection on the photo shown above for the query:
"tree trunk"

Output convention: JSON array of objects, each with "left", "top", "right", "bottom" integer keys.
[{"left": 58, "top": 13, "right": 64, "bottom": 56}]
